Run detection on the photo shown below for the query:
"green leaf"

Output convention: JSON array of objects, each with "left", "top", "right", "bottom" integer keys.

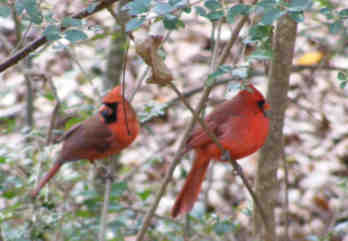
[
  {"left": 64, "top": 29, "right": 88, "bottom": 43},
  {"left": 337, "top": 72, "right": 346, "bottom": 81},
  {"left": 65, "top": 116, "right": 84, "bottom": 130},
  {"left": 3, "top": 189, "right": 18, "bottom": 199},
  {"left": 153, "top": 2, "right": 175, "bottom": 15},
  {"left": 183, "top": 6, "right": 191, "bottom": 13},
  {"left": 261, "top": 7, "right": 286, "bottom": 25},
  {"left": 76, "top": 209, "right": 94, "bottom": 218},
  {"left": 139, "top": 102, "right": 167, "bottom": 123},
  {"left": 227, "top": 4, "right": 250, "bottom": 23},
  {"left": 195, "top": 6, "right": 207, "bottom": 17},
  {"left": 137, "top": 189, "right": 152, "bottom": 201},
  {"left": 123, "top": 0, "right": 151, "bottom": 16},
  {"left": 289, "top": 11, "right": 304, "bottom": 22},
  {"left": 339, "top": 9, "right": 348, "bottom": 18},
  {"left": 163, "top": 15, "right": 185, "bottom": 30},
  {"left": 314, "top": 0, "right": 334, "bottom": 8},
  {"left": 125, "top": 17, "right": 145, "bottom": 32},
  {"left": 206, "top": 65, "right": 230, "bottom": 85},
  {"left": 214, "top": 219, "right": 237, "bottom": 236},
  {"left": 204, "top": 0, "right": 221, "bottom": 11},
  {"left": 62, "top": 17, "right": 82, "bottom": 27},
  {"left": 80, "top": 189, "right": 99, "bottom": 201},
  {"left": 170, "top": 0, "right": 186, "bottom": 7},
  {"left": 319, "top": 7, "right": 333, "bottom": 19},
  {"left": 257, "top": 0, "right": 276, "bottom": 9},
  {"left": 337, "top": 72, "right": 348, "bottom": 89},
  {"left": 248, "top": 25, "right": 272, "bottom": 41},
  {"left": 248, "top": 48, "right": 272, "bottom": 60},
  {"left": 218, "top": 65, "right": 233, "bottom": 73},
  {"left": 43, "top": 25, "right": 61, "bottom": 41},
  {"left": 17, "top": 0, "right": 43, "bottom": 24},
  {"left": 0, "top": 5, "right": 11, "bottom": 17},
  {"left": 206, "top": 10, "right": 224, "bottom": 21},
  {"left": 44, "top": 12, "right": 56, "bottom": 24},
  {"left": 329, "top": 20, "right": 343, "bottom": 34},
  {"left": 110, "top": 182, "right": 127, "bottom": 198},
  {"left": 288, "top": 0, "right": 312, "bottom": 12},
  {"left": 43, "top": 92, "right": 55, "bottom": 102},
  {"left": 0, "top": 156, "right": 6, "bottom": 163},
  {"left": 15, "top": 0, "right": 25, "bottom": 14}
]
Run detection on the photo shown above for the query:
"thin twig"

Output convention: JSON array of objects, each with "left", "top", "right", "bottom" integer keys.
[
  {"left": 46, "top": 76, "right": 61, "bottom": 145},
  {"left": 120, "top": 204, "right": 182, "bottom": 225},
  {"left": 98, "top": 173, "right": 112, "bottom": 241},
  {"left": 218, "top": 16, "right": 248, "bottom": 66},
  {"left": 229, "top": 161, "right": 270, "bottom": 233},
  {"left": 65, "top": 46, "right": 101, "bottom": 98},
  {"left": 135, "top": 76, "right": 220, "bottom": 241},
  {"left": 135, "top": 20, "right": 225, "bottom": 241},
  {"left": 106, "top": 6, "right": 134, "bottom": 41},
  {"left": 129, "top": 67, "right": 150, "bottom": 102},
  {"left": 167, "top": 82, "right": 225, "bottom": 150},
  {"left": 134, "top": 144, "right": 187, "bottom": 241},
  {"left": 210, "top": 19, "right": 223, "bottom": 71},
  {"left": 24, "top": 67, "right": 34, "bottom": 129}
]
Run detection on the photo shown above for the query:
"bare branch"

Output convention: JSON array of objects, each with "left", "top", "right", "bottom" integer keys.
[{"left": 46, "top": 76, "right": 61, "bottom": 145}]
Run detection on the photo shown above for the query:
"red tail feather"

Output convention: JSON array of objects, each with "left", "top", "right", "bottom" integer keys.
[{"left": 171, "top": 152, "right": 210, "bottom": 218}]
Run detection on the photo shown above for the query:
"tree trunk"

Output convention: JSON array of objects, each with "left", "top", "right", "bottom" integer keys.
[
  {"left": 253, "top": 15, "right": 297, "bottom": 241},
  {"left": 103, "top": 0, "right": 130, "bottom": 91}
]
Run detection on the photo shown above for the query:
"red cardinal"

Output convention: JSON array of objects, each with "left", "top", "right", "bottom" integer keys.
[
  {"left": 171, "top": 84, "right": 270, "bottom": 217},
  {"left": 31, "top": 86, "right": 139, "bottom": 198}
]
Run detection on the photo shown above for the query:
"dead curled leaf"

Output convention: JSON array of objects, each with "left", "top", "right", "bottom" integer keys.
[{"left": 135, "top": 35, "right": 173, "bottom": 86}]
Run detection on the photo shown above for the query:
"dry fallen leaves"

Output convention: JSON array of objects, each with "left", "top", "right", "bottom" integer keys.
[{"left": 135, "top": 35, "right": 173, "bottom": 86}]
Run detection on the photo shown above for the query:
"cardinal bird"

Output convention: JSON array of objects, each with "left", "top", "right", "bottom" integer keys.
[
  {"left": 31, "top": 86, "right": 139, "bottom": 198},
  {"left": 171, "top": 84, "right": 270, "bottom": 218}
]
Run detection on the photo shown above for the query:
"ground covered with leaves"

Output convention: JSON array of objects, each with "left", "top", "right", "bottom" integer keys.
[{"left": 0, "top": 0, "right": 348, "bottom": 241}]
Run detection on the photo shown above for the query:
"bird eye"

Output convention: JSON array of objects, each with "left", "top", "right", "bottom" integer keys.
[
  {"left": 257, "top": 100, "right": 265, "bottom": 109},
  {"left": 100, "top": 102, "right": 118, "bottom": 123},
  {"left": 100, "top": 106, "right": 112, "bottom": 117}
]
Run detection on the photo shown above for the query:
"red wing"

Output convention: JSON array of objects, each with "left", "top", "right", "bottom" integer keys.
[
  {"left": 186, "top": 98, "right": 242, "bottom": 149},
  {"left": 186, "top": 121, "right": 218, "bottom": 149}
]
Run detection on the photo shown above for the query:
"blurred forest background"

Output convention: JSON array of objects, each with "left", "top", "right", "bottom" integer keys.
[{"left": 1, "top": 0, "right": 348, "bottom": 241}]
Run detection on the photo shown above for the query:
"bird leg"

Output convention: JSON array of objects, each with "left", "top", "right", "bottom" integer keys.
[
  {"left": 104, "top": 170, "right": 114, "bottom": 182},
  {"left": 221, "top": 150, "right": 243, "bottom": 176},
  {"left": 221, "top": 150, "right": 231, "bottom": 162},
  {"left": 96, "top": 165, "right": 114, "bottom": 183}
]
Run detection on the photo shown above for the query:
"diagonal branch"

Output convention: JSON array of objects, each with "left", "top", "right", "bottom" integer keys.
[
  {"left": 135, "top": 19, "right": 225, "bottom": 241},
  {"left": 0, "top": 0, "right": 121, "bottom": 73}
]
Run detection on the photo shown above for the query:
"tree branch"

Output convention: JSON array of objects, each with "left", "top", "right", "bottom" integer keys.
[{"left": 0, "top": 0, "right": 121, "bottom": 73}]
